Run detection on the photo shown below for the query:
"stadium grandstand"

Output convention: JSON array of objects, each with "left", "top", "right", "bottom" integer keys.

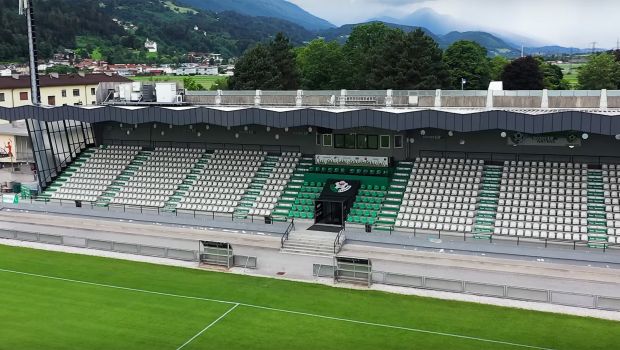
[{"left": 2, "top": 87, "right": 620, "bottom": 252}]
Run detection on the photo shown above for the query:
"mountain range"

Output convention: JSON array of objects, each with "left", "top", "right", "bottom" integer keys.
[
  {"left": 0, "top": 0, "right": 598, "bottom": 63},
  {"left": 319, "top": 22, "right": 520, "bottom": 57},
  {"left": 178, "top": 1, "right": 595, "bottom": 56},
  {"left": 177, "top": 0, "right": 334, "bottom": 31}
]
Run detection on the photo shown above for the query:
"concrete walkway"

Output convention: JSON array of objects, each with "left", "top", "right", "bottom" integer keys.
[{"left": 1, "top": 208, "right": 619, "bottom": 300}]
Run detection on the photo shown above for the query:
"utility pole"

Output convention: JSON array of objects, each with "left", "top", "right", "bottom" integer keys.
[{"left": 19, "top": 0, "right": 41, "bottom": 106}]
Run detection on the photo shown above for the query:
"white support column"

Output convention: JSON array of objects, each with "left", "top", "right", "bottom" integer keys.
[
  {"left": 600, "top": 89, "right": 608, "bottom": 109},
  {"left": 386, "top": 89, "right": 393, "bottom": 108},
  {"left": 296, "top": 90, "right": 303, "bottom": 107},
  {"left": 254, "top": 90, "right": 262, "bottom": 107},
  {"left": 215, "top": 90, "right": 222, "bottom": 105},
  {"left": 340, "top": 89, "right": 347, "bottom": 108},
  {"left": 486, "top": 89, "right": 494, "bottom": 109},
  {"left": 434, "top": 89, "right": 442, "bottom": 108},
  {"left": 541, "top": 89, "right": 549, "bottom": 109}
]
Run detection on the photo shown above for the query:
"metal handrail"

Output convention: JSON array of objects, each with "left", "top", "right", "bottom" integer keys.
[
  {"left": 334, "top": 228, "right": 345, "bottom": 254},
  {"left": 281, "top": 219, "right": 295, "bottom": 248}
]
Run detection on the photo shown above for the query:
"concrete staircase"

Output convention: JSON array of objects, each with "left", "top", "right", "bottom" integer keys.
[{"left": 281, "top": 231, "right": 339, "bottom": 257}]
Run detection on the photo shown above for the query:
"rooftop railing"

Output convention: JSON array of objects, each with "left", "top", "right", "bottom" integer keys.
[{"left": 183, "top": 89, "right": 620, "bottom": 109}]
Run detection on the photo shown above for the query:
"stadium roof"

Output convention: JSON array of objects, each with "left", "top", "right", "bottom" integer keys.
[{"left": 2, "top": 105, "right": 620, "bottom": 136}]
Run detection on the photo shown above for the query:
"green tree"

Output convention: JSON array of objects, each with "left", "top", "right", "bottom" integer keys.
[
  {"left": 489, "top": 56, "right": 509, "bottom": 81},
  {"left": 443, "top": 40, "right": 491, "bottom": 90},
  {"left": 229, "top": 44, "right": 276, "bottom": 90},
  {"left": 268, "top": 33, "right": 300, "bottom": 90},
  {"left": 343, "top": 23, "right": 395, "bottom": 89},
  {"left": 343, "top": 24, "right": 449, "bottom": 89},
  {"left": 539, "top": 60, "right": 569, "bottom": 90},
  {"left": 230, "top": 33, "right": 300, "bottom": 90},
  {"left": 395, "top": 28, "right": 450, "bottom": 90},
  {"left": 578, "top": 53, "right": 620, "bottom": 90},
  {"left": 501, "top": 56, "right": 544, "bottom": 90},
  {"left": 91, "top": 47, "right": 104, "bottom": 61},
  {"left": 183, "top": 77, "right": 204, "bottom": 91},
  {"left": 296, "top": 39, "right": 348, "bottom": 89}
]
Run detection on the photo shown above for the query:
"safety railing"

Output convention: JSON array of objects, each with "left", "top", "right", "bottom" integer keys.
[
  {"left": 19, "top": 197, "right": 286, "bottom": 230},
  {"left": 312, "top": 264, "right": 620, "bottom": 312},
  {"left": 334, "top": 228, "right": 345, "bottom": 254},
  {"left": 281, "top": 220, "right": 295, "bottom": 248},
  {"left": 0, "top": 229, "right": 198, "bottom": 261}
]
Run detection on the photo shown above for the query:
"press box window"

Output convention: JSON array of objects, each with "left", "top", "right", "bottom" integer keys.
[
  {"left": 322, "top": 134, "right": 333, "bottom": 147},
  {"left": 380, "top": 135, "right": 391, "bottom": 149},
  {"left": 394, "top": 135, "right": 404, "bottom": 148},
  {"left": 345, "top": 134, "right": 356, "bottom": 149},
  {"left": 334, "top": 134, "right": 345, "bottom": 148},
  {"left": 367, "top": 135, "right": 379, "bottom": 149},
  {"left": 357, "top": 134, "right": 368, "bottom": 149}
]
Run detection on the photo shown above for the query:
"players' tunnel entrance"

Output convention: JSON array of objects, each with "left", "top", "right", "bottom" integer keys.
[{"left": 314, "top": 179, "right": 361, "bottom": 227}]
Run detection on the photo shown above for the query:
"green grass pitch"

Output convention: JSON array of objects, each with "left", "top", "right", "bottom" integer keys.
[{"left": 0, "top": 245, "right": 618, "bottom": 350}]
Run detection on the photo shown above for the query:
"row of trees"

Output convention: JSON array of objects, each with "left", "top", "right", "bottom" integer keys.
[
  {"left": 578, "top": 52, "right": 620, "bottom": 90},
  {"left": 230, "top": 23, "right": 619, "bottom": 91}
]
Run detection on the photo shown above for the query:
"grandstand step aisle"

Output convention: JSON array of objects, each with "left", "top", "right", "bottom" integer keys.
[
  {"left": 101, "top": 148, "right": 204, "bottom": 209},
  {"left": 374, "top": 161, "right": 412, "bottom": 231},
  {"left": 37, "top": 147, "right": 97, "bottom": 202},
  {"left": 272, "top": 157, "right": 314, "bottom": 222},
  {"left": 172, "top": 149, "right": 267, "bottom": 215},
  {"left": 587, "top": 168, "right": 608, "bottom": 248},
  {"left": 41, "top": 145, "right": 142, "bottom": 204},
  {"left": 281, "top": 231, "right": 339, "bottom": 256},
  {"left": 95, "top": 149, "right": 152, "bottom": 207},
  {"left": 163, "top": 152, "right": 213, "bottom": 212},
  {"left": 234, "top": 152, "right": 301, "bottom": 219},
  {"left": 473, "top": 164, "right": 503, "bottom": 239}
]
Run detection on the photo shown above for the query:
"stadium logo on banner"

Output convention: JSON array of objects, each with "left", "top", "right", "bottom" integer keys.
[{"left": 331, "top": 181, "right": 352, "bottom": 193}]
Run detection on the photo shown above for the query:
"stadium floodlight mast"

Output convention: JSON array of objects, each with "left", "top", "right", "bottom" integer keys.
[{"left": 19, "top": 0, "right": 41, "bottom": 106}]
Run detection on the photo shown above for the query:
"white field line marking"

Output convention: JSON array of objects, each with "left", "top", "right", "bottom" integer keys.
[
  {"left": 0, "top": 268, "right": 555, "bottom": 350},
  {"left": 175, "top": 303, "right": 239, "bottom": 350}
]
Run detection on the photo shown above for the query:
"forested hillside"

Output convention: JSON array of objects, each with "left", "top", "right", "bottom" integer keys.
[{"left": 0, "top": 0, "right": 313, "bottom": 63}]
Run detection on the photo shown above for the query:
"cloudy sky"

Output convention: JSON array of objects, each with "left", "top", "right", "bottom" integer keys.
[{"left": 288, "top": 0, "right": 619, "bottom": 48}]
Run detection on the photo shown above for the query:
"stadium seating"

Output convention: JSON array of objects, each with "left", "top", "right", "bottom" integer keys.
[
  {"left": 492, "top": 161, "right": 594, "bottom": 242},
  {"left": 603, "top": 164, "right": 620, "bottom": 244},
  {"left": 106, "top": 147, "right": 203, "bottom": 208},
  {"left": 395, "top": 158, "right": 483, "bottom": 233},
  {"left": 172, "top": 149, "right": 266, "bottom": 214},
  {"left": 272, "top": 157, "right": 314, "bottom": 221},
  {"left": 36, "top": 145, "right": 620, "bottom": 247},
  {"left": 49, "top": 145, "right": 141, "bottom": 202},
  {"left": 243, "top": 152, "right": 301, "bottom": 217}
]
